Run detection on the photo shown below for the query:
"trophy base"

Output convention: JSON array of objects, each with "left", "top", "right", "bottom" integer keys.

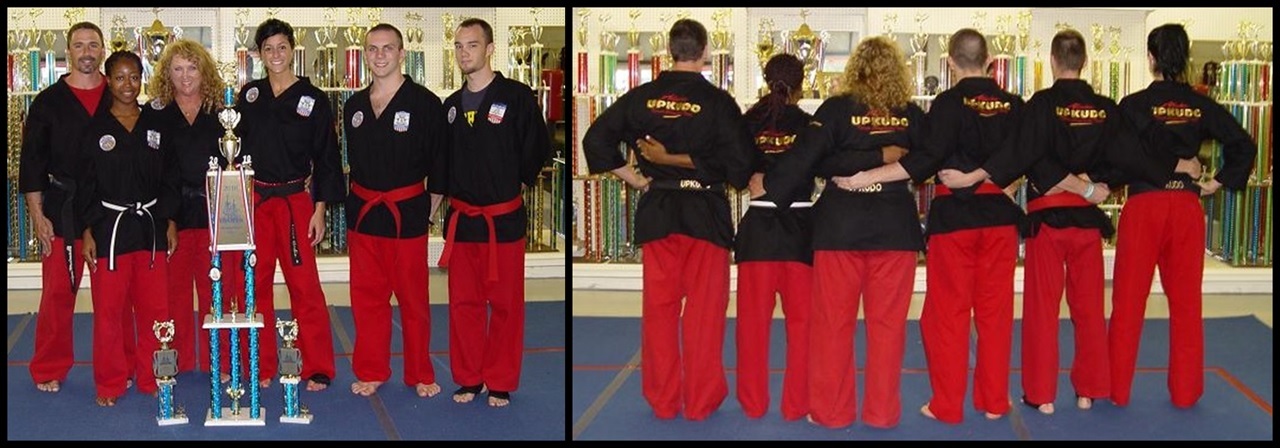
[
  {"left": 205, "top": 407, "right": 267, "bottom": 426},
  {"left": 157, "top": 415, "right": 190, "bottom": 426},
  {"left": 280, "top": 414, "right": 314, "bottom": 425},
  {"left": 203, "top": 314, "right": 266, "bottom": 329}
]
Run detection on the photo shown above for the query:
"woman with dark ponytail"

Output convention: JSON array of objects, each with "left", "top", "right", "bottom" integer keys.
[
  {"left": 731, "top": 53, "right": 813, "bottom": 421},
  {"left": 1108, "top": 23, "right": 1257, "bottom": 409}
]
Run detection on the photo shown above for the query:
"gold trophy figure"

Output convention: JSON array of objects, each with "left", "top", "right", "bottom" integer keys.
[
  {"left": 442, "top": 13, "right": 457, "bottom": 91},
  {"left": 755, "top": 18, "right": 776, "bottom": 98}
]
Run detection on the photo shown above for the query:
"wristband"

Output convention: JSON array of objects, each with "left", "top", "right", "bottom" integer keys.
[{"left": 1080, "top": 182, "right": 1096, "bottom": 199}]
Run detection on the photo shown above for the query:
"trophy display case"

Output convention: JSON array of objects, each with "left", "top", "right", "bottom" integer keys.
[{"left": 7, "top": 8, "right": 567, "bottom": 264}]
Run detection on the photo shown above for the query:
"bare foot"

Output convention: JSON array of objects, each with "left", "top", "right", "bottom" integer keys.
[
  {"left": 984, "top": 411, "right": 1003, "bottom": 420},
  {"left": 351, "top": 380, "right": 383, "bottom": 396},
  {"left": 1077, "top": 396, "right": 1093, "bottom": 410},
  {"left": 306, "top": 380, "right": 328, "bottom": 391},
  {"left": 36, "top": 380, "right": 60, "bottom": 393},
  {"left": 453, "top": 384, "right": 484, "bottom": 403},
  {"left": 415, "top": 382, "right": 441, "bottom": 398},
  {"left": 95, "top": 396, "right": 117, "bottom": 407},
  {"left": 259, "top": 378, "right": 271, "bottom": 389},
  {"left": 487, "top": 390, "right": 510, "bottom": 407},
  {"left": 126, "top": 379, "right": 134, "bottom": 389},
  {"left": 220, "top": 373, "right": 230, "bottom": 383},
  {"left": 920, "top": 404, "right": 938, "bottom": 421}
]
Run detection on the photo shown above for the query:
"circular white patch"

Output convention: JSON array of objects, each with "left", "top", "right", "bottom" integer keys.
[
  {"left": 249, "top": 253, "right": 257, "bottom": 268},
  {"left": 98, "top": 135, "right": 116, "bottom": 151},
  {"left": 352, "top": 110, "right": 364, "bottom": 128},
  {"left": 447, "top": 106, "right": 456, "bottom": 124},
  {"left": 209, "top": 267, "right": 222, "bottom": 282},
  {"left": 150, "top": 98, "right": 164, "bottom": 110},
  {"left": 246, "top": 87, "right": 259, "bottom": 103}
]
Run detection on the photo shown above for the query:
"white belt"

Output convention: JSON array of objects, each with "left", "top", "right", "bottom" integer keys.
[
  {"left": 100, "top": 198, "right": 158, "bottom": 271},
  {"left": 748, "top": 200, "right": 813, "bottom": 209}
]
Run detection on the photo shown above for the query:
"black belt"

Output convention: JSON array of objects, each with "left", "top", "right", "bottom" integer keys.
[
  {"left": 100, "top": 198, "right": 158, "bottom": 271},
  {"left": 1128, "top": 174, "right": 1200, "bottom": 196},
  {"left": 254, "top": 178, "right": 308, "bottom": 266},
  {"left": 48, "top": 175, "right": 80, "bottom": 292},
  {"left": 648, "top": 179, "right": 726, "bottom": 193},
  {"left": 833, "top": 180, "right": 910, "bottom": 194}
]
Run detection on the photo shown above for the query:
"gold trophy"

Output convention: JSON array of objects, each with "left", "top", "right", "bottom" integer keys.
[
  {"left": 529, "top": 8, "right": 545, "bottom": 91},
  {"left": 787, "top": 10, "right": 822, "bottom": 99},
  {"left": 709, "top": 9, "right": 732, "bottom": 93},
  {"left": 152, "top": 320, "right": 187, "bottom": 426},
  {"left": 1090, "top": 24, "right": 1105, "bottom": 94},
  {"left": 649, "top": 14, "right": 670, "bottom": 78},
  {"left": 624, "top": 9, "right": 642, "bottom": 91},
  {"left": 442, "top": 13, "right": 457, "bottom": 91},
  {"left": 755, "top": 18, "right": 776, "bottom": 98},
  {"left": 575, "top": 9, "right": 590, "bottom": 94}
]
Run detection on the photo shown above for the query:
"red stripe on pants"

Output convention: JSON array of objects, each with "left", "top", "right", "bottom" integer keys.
[
  {"left": 30, "top": 237, "right": 85, "bottom": 384},
  {"left": 90, "top": 251, "right": 168, "bottom": 398},
  {"left": 447, "top": 239, "right": 525, "bottom": 392},
  {"left": 641, "top": 234, "right": 730, "bottom": 420},
  {"left": 809, "top": 250, "right": 916, "bottom": 428},
  {"left": 1110, "top": 191, "right": 1205, "bottom": 408},
  {"left": 252, "top": 190, "right": 336, "bottom": 381},
  {"left": 1021, "top": 226, "right": 1108, "bottom": 405},
  {"left": 167, "top": 229, "right": 245, "bottom": 373},
  {"left": 349, "top": 232, "right": 435, "bottom": 386},
  {"left": 921, "top": 226, "right": 1017, "bottom": 423},
  {"left": 735, "top": 261, "right": 811, "bottom": 420}
]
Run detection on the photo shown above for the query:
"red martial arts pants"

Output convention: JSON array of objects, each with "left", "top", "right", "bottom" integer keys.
[
  {"left": 447, "top": 239, "right": 525, "bottom": 392},
  {"left": 921, "top": 225, "right": 1018, "bottom": 423},
  {"left": 809, "top": 250, "right": 916, "bottom": 428},
  {"left": 1110, "top": 191, "right": 1205, "bottom": 408},
  {"left": 89, "top": 251, "right": 168, "bottom": 398},
  {"left": 30, "top": 237, "right": 85, "bottom": 385},
  {"left": 167, "top": 229, "right": 245, "bottom": 373},
  {"left": 252, "top": 190, "right": 335, "bottom": 381},
  {"left": 641, "top": 234, "right": 730, "bottom": 420},
  {"left": 1021, "top": 226, "right": 1109, "bottom": 405},
  {"left": 349, "top": 232, "right": 434, "bottom": 386},
  {"left": 735, "top": 261, "right": 811, "bottom": 420}
]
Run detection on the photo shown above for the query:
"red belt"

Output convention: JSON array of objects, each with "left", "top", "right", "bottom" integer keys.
[
  {"left": 351, "top": 181, "right": 425, "bottom": 238},
  {"left": 934, "top": 181, "right": 1005, "bottom": 196},
  {"left": 438, "top": 196, "right": 523, "bottom": 282},
  {"left": 1026, "top": 193, "right": 1092, "bottom": 213}
]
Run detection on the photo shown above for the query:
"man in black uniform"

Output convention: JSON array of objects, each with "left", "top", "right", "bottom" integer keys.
[
  {"left": 582, "top": 18, "right": 755, "bottom": 421},
  {"left": 344, "top": 24, "right": 445, "bottom": 399},
  {"left": 834, "top": 28, "right": 1025, "bottom": 424},
  {"left": 437, "top": 18, "right": 552, "bottom": 407},
  {"left": 19, "top": 21, "right": 132, "bottom": 395}
]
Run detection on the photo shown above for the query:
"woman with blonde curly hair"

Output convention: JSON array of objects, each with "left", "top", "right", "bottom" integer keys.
[
  {"left": 148, "top": 39, "right": 252, "bottom": 384},
  {"left": 762, "top": 35, "right": 928, "bottom": 429}
]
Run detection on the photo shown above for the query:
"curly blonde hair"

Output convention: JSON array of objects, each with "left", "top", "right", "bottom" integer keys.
[
  {"left": 147, "top": 39, "right": 225, "bottom": 113},
  {"left": 835, "top": 36, "right": 911, "bottom": 112}
]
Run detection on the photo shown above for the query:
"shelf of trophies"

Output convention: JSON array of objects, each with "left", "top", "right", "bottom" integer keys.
[
  {"left": 1202, "top": 27, "right": 1271, "bottom": 267},
  {"left": 8, "top": 8, "right": 569, "bottom": 262}
]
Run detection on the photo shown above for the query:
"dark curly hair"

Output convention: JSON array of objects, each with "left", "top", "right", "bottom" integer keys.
[{"left": 745, "top": 53, "right": 805, "bottom": 131}]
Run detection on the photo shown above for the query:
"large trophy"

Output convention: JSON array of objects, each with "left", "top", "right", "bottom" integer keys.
[
  {"left": 785, "top": 9, "right": 826, "bottom": 99},
  {"left": 575, "top": 9, "right": 590, "bottom": 94},
  {"left": 234, "top": 9, "right": 253, "bottom": 91},
  {"left": 909, "top": 13, "right": 930, "bottom": 97},
  {"left": 153, "top": 320, "right": 188, "bottom": 426},
  {"left": 314, "top": 8, "right": 339, "bottom": 89},
  {"left": 624, "top": 10, "right": 642, "bottom": 91},
  {"left": 277, "top": 320, "right": 311, "bottom": 424},
  {"left": 598, "top": 14, "right": 619, "bottom": 98},
  {"left": 649, "top": 13, "right": 670, "bottom": 81},
  {"left": 508, "top": 27, "right": 530, "bottom": 86},
  {"left": 344, "top": 8, "right": 365, "bottom": 89},
  {"left": 709, "top": 9, "right": 732, "bottom": 93},
  {"left": 755, "top": 18, "right": 776, "bottom": 98},
  {"left": 442, "top": 13, "right": 458, "bottom": 91},
  {"left": 203, "top": 63, "right": 265, "bottom": 426},
  {"left": 404, "top": 12, "right": 425, "bottom": 82},
  {"left": 529, "top": 8, "right": 545, "bottom": 92}
]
